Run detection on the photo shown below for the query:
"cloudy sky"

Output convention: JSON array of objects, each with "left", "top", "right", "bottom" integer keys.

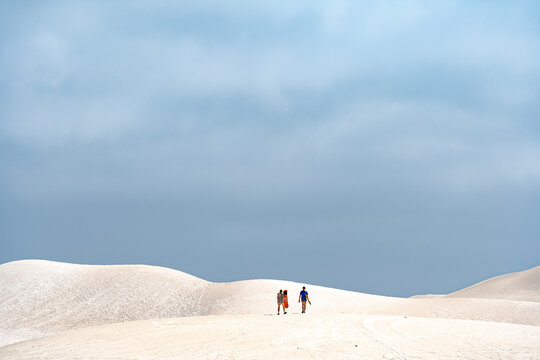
[{"left": 1, "top": 1, "right": 539, "bottom": 297}]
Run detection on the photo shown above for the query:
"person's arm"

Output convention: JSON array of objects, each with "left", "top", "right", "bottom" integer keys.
[
  {"left": 307, "top": 295, "right": 311, "bottom": 305},
  {"left": 298, "top": 294, "right": 301, "bottom": 302}
]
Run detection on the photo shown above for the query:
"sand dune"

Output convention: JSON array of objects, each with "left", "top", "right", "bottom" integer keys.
[
  {"left": 444, "top": 265, "right": 540, "bottom": 302},
  {"left": 0, "top": 260, "right": 209, "bottom": 346},
  {"left": 1, "top": 259, "right": 539, "bottom": 359}
]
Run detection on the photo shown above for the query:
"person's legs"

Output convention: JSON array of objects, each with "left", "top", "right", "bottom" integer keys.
[{"left": 301, "top": 301, "right": 306, "bottom": 313}]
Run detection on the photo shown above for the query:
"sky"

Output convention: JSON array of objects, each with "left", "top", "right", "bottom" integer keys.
[{"left": 1, "top": 1, "right": 539, "bottom": 297}]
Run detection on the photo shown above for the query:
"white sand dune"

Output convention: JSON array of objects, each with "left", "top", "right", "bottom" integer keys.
[
  {"left": 444, "top": 265, "right": 540, "bottom": 302},
  {"left": 1, "top": 259, "right": 539, "bottom": 359}
]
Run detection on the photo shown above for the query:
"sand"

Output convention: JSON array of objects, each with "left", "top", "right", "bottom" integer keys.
[{"left": 1, "top": 260, "right": 539, "bottom": 359}]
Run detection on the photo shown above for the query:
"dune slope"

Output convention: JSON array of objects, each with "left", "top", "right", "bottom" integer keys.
[
  {"left": 0, "top": 260, "right": 208, "bottom": 346},
  {"left": 444, "top": 265, "right": 540, "bottom": 302}
]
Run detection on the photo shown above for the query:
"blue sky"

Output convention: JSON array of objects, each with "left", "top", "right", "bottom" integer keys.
[{"left": 1, "top": 1, "right": 539, "bottom": 297}]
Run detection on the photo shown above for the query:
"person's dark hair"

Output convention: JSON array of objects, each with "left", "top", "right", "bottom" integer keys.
[
  {"left": 280, "top": 289, "right": 282, "bottom": 293},
  {"left": 302, "top": 286, "right": 305, "bottom": 289}
]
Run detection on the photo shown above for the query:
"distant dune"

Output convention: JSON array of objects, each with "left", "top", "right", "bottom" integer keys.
[
  {"left": 1, "top": 260, "right": 539, "bottom": 359},
  {"left": 444, "top": 265, "right": 540, "bottom": 302}
]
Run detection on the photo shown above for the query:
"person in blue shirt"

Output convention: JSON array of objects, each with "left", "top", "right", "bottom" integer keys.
[{"left": 298, "top": 286, "right": 311, "bottom": 313}]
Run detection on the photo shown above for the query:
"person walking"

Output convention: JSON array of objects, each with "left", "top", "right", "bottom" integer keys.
[
  {"left": 277, "top": 289, "right": 286, "bottom": 315},
  {"left": 298, "top": 286, "right": 311, "bottom": 313}
]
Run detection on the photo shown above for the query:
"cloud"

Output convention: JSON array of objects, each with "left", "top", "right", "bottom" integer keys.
[{"left": 2, "top": 0, "right": 539, "bottom": 145}]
